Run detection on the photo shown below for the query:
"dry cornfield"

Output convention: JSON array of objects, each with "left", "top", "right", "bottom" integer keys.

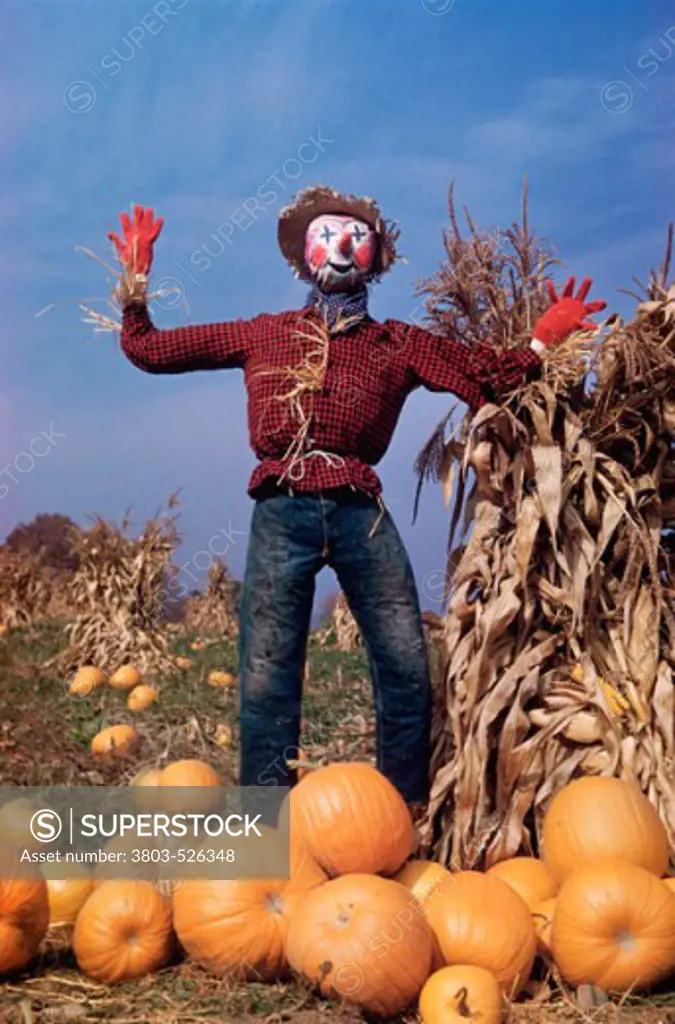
[
  {"left": 316, "top": 591, "right": 362, "bottom": 651},
  {"left": 0, "top": 548, "right": 73, "bottom": 628},
  {"left": 415, "top": 185, "right": 675, "bottom": 868},
  {"left": 185, "top": 557, "right": 239, "bottom": 637},
  {"left": 51, "top": 494, "right": 182, "bottom": 676}
]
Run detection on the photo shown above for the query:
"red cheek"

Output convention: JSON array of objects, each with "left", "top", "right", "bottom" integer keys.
[
  {"left": 308, "top": 244, "right": 328, "bottom": 268},
  {"left": 354, "top": 241, "right": 374, "bottom": 269}
]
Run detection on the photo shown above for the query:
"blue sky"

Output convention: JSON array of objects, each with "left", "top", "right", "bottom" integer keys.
[{"left": 1, "top": 0, "right": 673, "bottom": 621}]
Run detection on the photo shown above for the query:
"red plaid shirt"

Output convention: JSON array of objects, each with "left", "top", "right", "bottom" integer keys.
[{"left": 121, "top": 302, "right": 541, "bottom": 497}]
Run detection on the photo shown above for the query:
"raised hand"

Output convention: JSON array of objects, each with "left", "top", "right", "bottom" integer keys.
[
  {"left": 108, "top": 205, "right": 164, "bottom": 276},
  {"left": 533, "top": 277, "right": 607, "bottom": 348}
]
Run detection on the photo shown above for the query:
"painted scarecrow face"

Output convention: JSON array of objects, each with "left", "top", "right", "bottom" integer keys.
[{"left": 304, "top": 214, "right": 377, "bottom": 292}]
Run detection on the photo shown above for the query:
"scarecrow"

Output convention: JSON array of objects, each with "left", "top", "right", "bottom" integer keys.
[{"left": 108, "top": 186, "right": 606, "bottom": 817}]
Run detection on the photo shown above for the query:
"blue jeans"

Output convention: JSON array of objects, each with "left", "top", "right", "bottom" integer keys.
[{"left": 238, "top": 488, "right": 431, "bottom": 804}]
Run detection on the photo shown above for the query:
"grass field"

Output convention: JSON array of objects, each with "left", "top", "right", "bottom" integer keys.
[{"left": 1, "top": 624, "right": 674, "bottom": 1023}]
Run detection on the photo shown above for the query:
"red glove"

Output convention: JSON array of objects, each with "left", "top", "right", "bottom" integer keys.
[
  {"left": 108, "top": 205, "right": 164, "bottom": 275},
  {"left": 533, "top": 277, "right": 607, "bottom": 348}
]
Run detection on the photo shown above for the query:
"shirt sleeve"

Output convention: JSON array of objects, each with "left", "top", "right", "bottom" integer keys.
[
  {"left": 398, "top": 322, "right": 542, "bottom": 410},
  {"left": 120, "top": 301, "right": 253, "bottom": 374}
]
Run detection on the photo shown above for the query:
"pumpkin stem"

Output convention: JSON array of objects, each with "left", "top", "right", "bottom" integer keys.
[{"left": 455, "top": 986, "right": 471, "bottom": 1017}]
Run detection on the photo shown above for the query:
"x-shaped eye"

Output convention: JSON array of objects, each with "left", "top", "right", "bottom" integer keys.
[
  {"left": 351, "top": 224, "right": 366, "bottom": 242},
  {"left": 321, "top": 225, "right": 336, "bottom": 243}
]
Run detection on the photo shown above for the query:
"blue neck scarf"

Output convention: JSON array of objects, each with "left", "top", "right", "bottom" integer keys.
[{"left": 306, "top": 283, "right": 370, "bottom": 329}]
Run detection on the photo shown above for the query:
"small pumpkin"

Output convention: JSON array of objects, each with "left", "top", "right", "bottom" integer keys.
[
  {"left": 109, "top": 665, "right": 142, "bottom": 690},
  {"left": 285, "top": 873, "right": 434, "bottom": 1017},
  {"left": 552, "top": 859, "right": 675, "bottom": 992},
  {"left": 531, "top": 897, "right": 556, "bottom": 959},
  {"left": 90, "top": 724, "right": 139, "bottom": 759},
  {"left": 159, "top": 758, "right": 221, "bottom": 788},
  {"left": 175, "top": 656, "right": 193, "bottom": 671},
  {"left": 46, "top": 866, "right": 94, "bottom": 933},
  {"left": 487, "top": 857, "right": 558, "bottom": 910},
  {"left": 68, "top": 666, "right": 106, "bottom": 697},
  {"left": 127, "top": 685, "right": 158, "bottom": 712},
  {"left": 392, "top": 859, "right": 454, "bottom": 911},
  {"left": 190, "top": 640, "right": 206, "bottom": 651},
  {"left": 130, "top": 766, "right": 163, "bottom": 811},
  {"left": 419, "top": 964, "right": 504, "bottom": 1024},
  {"left": 0, "top": 848, "right": 49, "bottom": 974},
  {"left": 289, "top": 762, "right": 413, "bottom": 876},
  {"left": 542, "top": 776, "right": 668, "bottom": 884},
  {"left": 393, "top": 859, "right": 453, "bottom": 970},
  {"left": 172, "top": 835, "right": 326, "bottom": 980},
  {"left": 208, "top": 670, "right": 236, "bottom": 688},
  {"left": 159, "top": 759, "right": 222, "bottom": 814},
  {"left": 426, "top": 870, "right": 536, "bottom": 997},
  {"left": 73, "top": 880, "right": 173, "bottom": 982},
  {"left": 93, "top": 833, "right": 147, "bottom": 886}
]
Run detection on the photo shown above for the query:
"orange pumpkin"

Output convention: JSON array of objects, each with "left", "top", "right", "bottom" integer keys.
[
  {"left": 175, "top": 656, "right": 192, "bottom": 671},
  {"left": 552, "top": 859, "right": 675, "bottom": 992},
  {"left": 426, "top": 870, "right": 536, "bottom": 997},
  {"left": 46, "top": 867, "right": 94, "bottom": 932},
  {"left": 159, "top": 758, "right": 221, "bottom": 788},
  {"left": 68, "top": 665, "right": 106, "bottom": 697},
  {"left": 531, "top": 897, "right": 556, "bottom": 959},
  {"left": 131, "top": 766, "right": 163, "bottom": 788},
  {"left": 172, "top": 835, "right": 326, "bottom": 980},
  {"left": 109, "top": 665, "right": 142, "bottom": 690},
  {"left": 159, "top": 758, "right": 222, "bottom": 814},
  {"left": 419, "top": 964, "right": 504, "bottom": 1024},
  {"left": 90, "top": 724, "right": 139, "bottom": 758},
  {"left": 487, "top": 857, "right": 558, "bottom": 910},
  {"left": 393, "top": 859, "right": 455, "bottom": 912},
  {"left": 207, "top": 670, "right": 236, "bottom": 688},
  {"left": 285, "top": 873, "right": 433, "bottom": 1017},
  {"left": 392, "top": 858, "right": 454, "bottom": 970},
  {"left": 93, "top": 833, "right": 151, "bottom": 886},
  {"left": 127, "top": 684, "right": 158, "bottom": 712},
  {"left": 542, "top": 777, "right": 668, "bottom": 884},
  {"left": 130, "top": 766, "right": 163, "bottom": 812},
  {"left": 74, "top": 881, "right": 173, "bottom": 982},
  {"left": 289, "top": 762, "right": 413, "bottom": 876},
  {"left": 0, "top": 849, "right": 49, "bottom": 974}
]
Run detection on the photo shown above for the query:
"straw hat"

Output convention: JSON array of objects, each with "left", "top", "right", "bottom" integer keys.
[{"left": 277, "top": 184, "right": 401, "bottom": 284}]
